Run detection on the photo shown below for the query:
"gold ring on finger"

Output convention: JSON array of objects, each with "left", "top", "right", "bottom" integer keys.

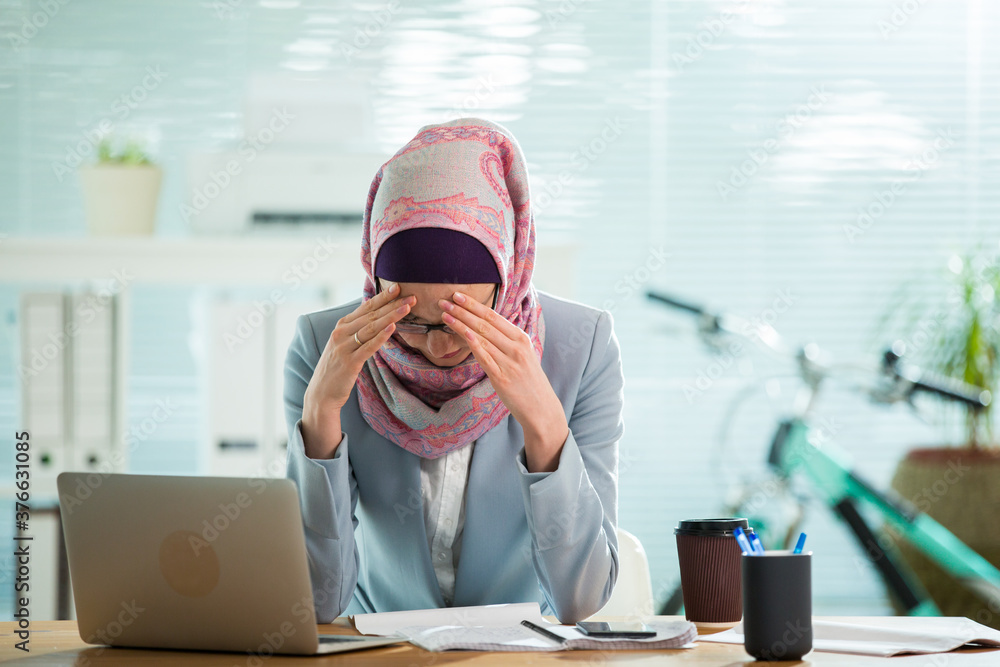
[{"left": 354, "top": 331, "right": 363, "bottom": 347}]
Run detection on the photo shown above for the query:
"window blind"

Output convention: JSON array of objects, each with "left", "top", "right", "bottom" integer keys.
[{"left": 2, "top": 0, "right": 998, "bottom": 617}]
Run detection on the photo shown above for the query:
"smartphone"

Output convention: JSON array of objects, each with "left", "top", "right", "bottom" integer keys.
[{"left": 575, "top": 621, "right": 656, "bottom": 638}]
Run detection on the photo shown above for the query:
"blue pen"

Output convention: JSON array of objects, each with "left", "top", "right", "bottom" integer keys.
[
  {"left": 749, "top": 531, "right": 765, "bottom": 554},
  {"left": 733, "top": 527, "right": 754, "bottom": 555},
  {"left": 793, "top": 532, "right": 807, "bottom": 554}
]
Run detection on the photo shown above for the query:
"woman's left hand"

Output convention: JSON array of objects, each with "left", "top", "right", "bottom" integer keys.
[{"left": 440, "top": 292, "right": 568, "bottom": 473}]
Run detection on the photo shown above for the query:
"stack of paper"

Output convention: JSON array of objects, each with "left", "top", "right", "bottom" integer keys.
[
  {"left": 702, "top": 616, "right": 1000, "bottom": 657},
  {"left": 352, "top": 602, "right": 697, "bottom": 652},
  {"left": 354, "top": 602, "right": 545, "bottom": 636},
  {"left": 399, "top": 620, "right": 697, "bottom": 652}
]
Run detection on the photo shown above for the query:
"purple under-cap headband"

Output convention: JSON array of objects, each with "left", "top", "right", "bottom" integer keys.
[{"left": 374, "top": 227, "right": 501, "bottom": 284}]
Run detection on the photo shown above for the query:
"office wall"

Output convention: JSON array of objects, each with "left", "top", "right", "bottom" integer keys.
[{"left": 2, "top": 0, "right": 999, "bottom": 619}]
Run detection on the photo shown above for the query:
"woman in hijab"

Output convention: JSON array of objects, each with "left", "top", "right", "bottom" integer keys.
[{"left": 284, "top": 118, "right": 624, "bottom": 624}]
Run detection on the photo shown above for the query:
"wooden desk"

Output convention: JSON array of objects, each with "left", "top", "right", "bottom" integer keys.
[{"left": 2, "top": 618, "right": 999, "bottom": 665}]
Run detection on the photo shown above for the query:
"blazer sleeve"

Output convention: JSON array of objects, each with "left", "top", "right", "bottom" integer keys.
[
  {"left": 283, "top": 314, "right": 360, "bottom": 622},
  {"left": 516, "top": 308, "right": 623, "bottom": 623}
]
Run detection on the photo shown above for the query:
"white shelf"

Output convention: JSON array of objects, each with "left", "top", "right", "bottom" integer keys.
[
  {"left": 0, "top": 235, "right": 580, "bottom": 299},
  {"left": 0, "top": 235, "right": 365, "bottom": 287}
]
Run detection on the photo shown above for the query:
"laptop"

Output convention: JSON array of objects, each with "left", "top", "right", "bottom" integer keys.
[{"left": 57, "top": 472, "right": 405, "bottom": 655}]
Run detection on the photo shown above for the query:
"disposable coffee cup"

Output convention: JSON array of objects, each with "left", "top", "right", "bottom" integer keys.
[
  {"left": 675, "top": 518, "right": 750, "bottom": 625},
  {"left": 742, "top": 551, "right": 812, "bottom": 660}
]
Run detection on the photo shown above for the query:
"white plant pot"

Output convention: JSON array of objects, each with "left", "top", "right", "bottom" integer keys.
[{"left": 79, "top": 164, "right": 163, "bottom": 236}]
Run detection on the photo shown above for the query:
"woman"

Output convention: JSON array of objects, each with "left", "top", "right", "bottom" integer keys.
[{"left": 283, "top": 117, "right": 624, "bottom": 623}]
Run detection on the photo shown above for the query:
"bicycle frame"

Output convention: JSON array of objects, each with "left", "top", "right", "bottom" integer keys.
[
  {"left": 647, "top": 289, "right": 1000, "bottom": 618},
  {"left": 772, "top": 415, "right": 1000, "bottom": 616}
]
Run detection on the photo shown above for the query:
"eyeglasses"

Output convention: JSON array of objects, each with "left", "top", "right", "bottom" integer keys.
[
  {"left": 375, "top": 279, "right": 498, "bottom": 336},
  {"left": 394, "top": 321, "right": 461, "bottom": 336}
]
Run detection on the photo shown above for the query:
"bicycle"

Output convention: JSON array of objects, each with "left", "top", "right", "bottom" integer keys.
[{"left": 647, "top": 291, "right": 1000, "bottom": 618}]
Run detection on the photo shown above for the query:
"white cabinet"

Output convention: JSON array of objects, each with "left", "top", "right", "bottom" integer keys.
[
  {"left": 1, "top": 235, "right": 363, "bottom": 619},
  {"left": 2, "top": 235, "right": 366, "bottom": 479}
]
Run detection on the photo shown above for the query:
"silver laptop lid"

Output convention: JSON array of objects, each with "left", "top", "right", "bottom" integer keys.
[{"left": 58, "top": 473, "right": 323, "bottom": 655}]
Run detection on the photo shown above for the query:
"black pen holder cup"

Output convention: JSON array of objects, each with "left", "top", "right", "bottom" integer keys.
[{"left": 741, "top": 551, "right": 812, "bottom": 661}]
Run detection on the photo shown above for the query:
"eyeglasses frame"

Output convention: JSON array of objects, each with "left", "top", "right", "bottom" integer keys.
[{"left": 374, "top": 278, "right": 499, "bottom": 336}]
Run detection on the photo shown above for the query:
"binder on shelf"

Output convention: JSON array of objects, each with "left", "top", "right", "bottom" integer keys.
[{"left": 19, "top": 290, "right": 122, "bottom": 498}]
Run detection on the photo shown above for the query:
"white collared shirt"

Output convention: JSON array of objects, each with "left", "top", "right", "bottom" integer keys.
[{"left": 419, "top": 441, "right": 475, "bottom": 607}]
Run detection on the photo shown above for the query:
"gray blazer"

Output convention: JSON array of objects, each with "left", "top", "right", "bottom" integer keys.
[{"left": 283, "top": 290, "right": 623, "bottom": 623}]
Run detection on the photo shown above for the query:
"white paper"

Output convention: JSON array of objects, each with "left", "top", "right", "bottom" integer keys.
[
  {"left": 353, "top": 602, "right": 546, "bottom": 636},
  {"left": 701, "top": 616, "right": 1000, "bottom": 657},
  {"left": 398, "top": 618, "right": 699, "bottom": 652},
  {"left": 544, "top": 620, "right": 698, "bottom": 645},
  {"left": 400, "top": 625, "right": 557, "bottom": 652}
]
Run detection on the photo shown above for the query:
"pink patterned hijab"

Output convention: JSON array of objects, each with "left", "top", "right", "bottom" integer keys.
[{"left": 356, "top": 118, "right": 545, "bottom": 459}]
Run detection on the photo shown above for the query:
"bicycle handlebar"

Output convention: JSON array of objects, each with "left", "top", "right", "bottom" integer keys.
[
  {"left": 882, "top": 348, "right": 992, "bottom": 409},
  {"left": 646, "top": 290, "right": 991, "bottom": 409},
  {"left": 645, "top": 291, "right": 708, "bottom": 317},
  {"left": 645, "top": 291, "right": 727, "bottom": 336}
]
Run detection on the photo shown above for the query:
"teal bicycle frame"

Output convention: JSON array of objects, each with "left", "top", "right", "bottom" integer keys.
[
  {"left": 772, "top": 415, "right": 1000, "bottom": 615},
  {"left": 649, "top": 290, "right": 1000, "bottom": 618}
]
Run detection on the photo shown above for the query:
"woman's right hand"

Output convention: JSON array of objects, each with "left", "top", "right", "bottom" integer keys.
[{"left": 301, "top": 283, "right": 414, "bottom": 458}]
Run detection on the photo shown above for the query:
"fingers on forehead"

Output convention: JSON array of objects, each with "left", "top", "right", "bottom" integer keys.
[
  {"left": 347, "top": 293, "right": 388, "bottom": 323},
  {"left": 368, "top": 290, "right": 395, "bottom": 312},
  {"left": 457, "top": 292, "right": 492, "bottom": 312}
]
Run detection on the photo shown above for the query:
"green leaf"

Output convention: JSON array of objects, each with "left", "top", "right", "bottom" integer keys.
[
  {"left": 93, "top": 135, "right": 154, "bottom": 166},
  {"left": 876, "top": 246, "right": 1000, "bottom": 448}
]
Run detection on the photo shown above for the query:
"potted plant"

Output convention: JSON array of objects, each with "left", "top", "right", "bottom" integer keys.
[
  {"left": 79, "top": 136, "right": 162, "bottom": 235},
  {"left": 880, "top": 247, "right": 1000, "bottom": 627}
]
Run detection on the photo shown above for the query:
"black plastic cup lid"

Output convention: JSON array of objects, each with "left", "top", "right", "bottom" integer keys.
[{"left": 674, "top": 518, "right": 750, "bottom": 536}]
